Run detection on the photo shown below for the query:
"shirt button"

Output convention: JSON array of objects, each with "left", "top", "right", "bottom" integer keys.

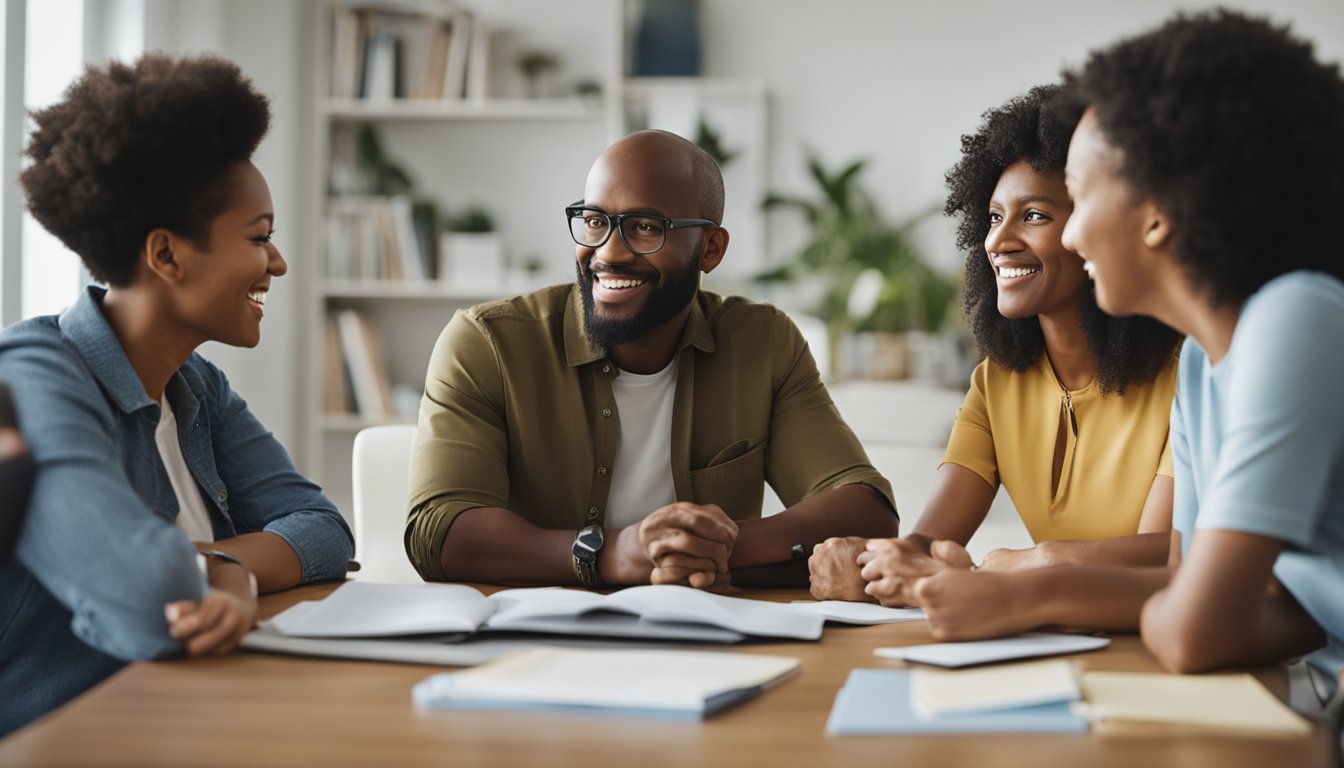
[
  {"left": 601, "top": 364, "right": 611, "bottom": 373},
  {"left": 587, "top": 506, "right": 599, "bottom": 520},
  {"left": 597, "top": 466, "right": 608, "bottom": 476},
  {"left": 601, "top": 408, "right": 612, "bottom": 417},
  {"left": 217, "top": 490, "right": 228, "bottom": 503}
]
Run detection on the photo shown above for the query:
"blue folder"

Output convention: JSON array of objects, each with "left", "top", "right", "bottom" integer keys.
[{"left": 826, "top": 668, "right": 1089, "bottom": 734}]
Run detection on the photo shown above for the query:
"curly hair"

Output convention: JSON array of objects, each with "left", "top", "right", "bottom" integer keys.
[
  {"left": 945, "top": 85, "right": 1181, "bottom": 393},
  {"left": 1060, "top": 9, "right": 1344, "bottom": 307},
  {"left": 21, "top": 53, "right": 271, "bottom": 287}
]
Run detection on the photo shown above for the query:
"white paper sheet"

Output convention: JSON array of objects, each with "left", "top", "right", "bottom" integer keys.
[
  {"left": 874, "top": 632, "right": 1111, "bottom": 667},
  {"left": 790, "top": 600, "right": 926, "bottom": 625}
]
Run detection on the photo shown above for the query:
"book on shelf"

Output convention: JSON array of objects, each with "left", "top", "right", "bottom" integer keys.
[
  {"left": 325, "top": 196, "right": 436, "bottom": 281},
  {"left": 323, "top": 315, "right": 354, "bottom": 414},
  {"left": 334, "top": 309, "right": 394, "bottom": 419},
  {"left": 464, "top": 16, "right": 491, "bottom": 100},
  {"left": 440, "top": 7, "right": 471, "bottom": 100},
  {"left": 329, "top": 2, "right": 486, "bottom": 102}
]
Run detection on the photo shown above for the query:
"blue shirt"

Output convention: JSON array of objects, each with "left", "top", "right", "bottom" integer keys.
[
  {"left": 1170, "top": 271, "right": 1344, "bottom": 684},
  {"left": 0, "top": 286, "right": 353, "bottom": 736}
]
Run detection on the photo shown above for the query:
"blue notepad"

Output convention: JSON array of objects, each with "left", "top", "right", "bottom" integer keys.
[{"left": 826, "top": 669, "right": 1088, "bottom": 734}]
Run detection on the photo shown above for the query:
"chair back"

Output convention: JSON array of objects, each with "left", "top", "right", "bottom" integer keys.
[{"left": 351, "top": 424, "right": 423, "bottom": 584}]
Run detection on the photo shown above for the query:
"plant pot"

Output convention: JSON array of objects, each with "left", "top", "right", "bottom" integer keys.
[
  {"left": 844, "top": 331, "right": 911, "bottom": 380},
  {"left": 440, "top": 232, "right": 505, "bottom": 288}
]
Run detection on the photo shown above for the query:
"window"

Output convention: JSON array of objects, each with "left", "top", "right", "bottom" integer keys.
[{"left": 19, "top": 0, "right": 87, "bottom": 321}]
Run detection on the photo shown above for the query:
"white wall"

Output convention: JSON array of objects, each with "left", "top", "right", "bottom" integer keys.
[{"left": 699, "top": 0, "right": 1344, "bottom": 273}]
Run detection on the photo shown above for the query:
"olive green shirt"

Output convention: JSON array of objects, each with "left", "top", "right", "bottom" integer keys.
[{"left": 405, "top": 284, "right": 897, "bottom": 581}]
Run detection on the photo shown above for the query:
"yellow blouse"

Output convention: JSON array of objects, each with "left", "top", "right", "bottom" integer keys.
[{"left": 943, "top": 353, "right": 1178, "bottom": 542}]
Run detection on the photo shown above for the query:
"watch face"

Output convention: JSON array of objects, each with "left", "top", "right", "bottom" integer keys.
[{"left": 573, "top": 525, "right": 604, "bottom": 561}]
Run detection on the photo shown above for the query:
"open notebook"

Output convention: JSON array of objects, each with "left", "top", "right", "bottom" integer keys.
[{"left": 263, "top": 582, "right": 826, "bottom": 643}]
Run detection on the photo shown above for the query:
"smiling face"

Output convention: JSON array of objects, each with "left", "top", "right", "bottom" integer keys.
[
  {"left": 174, "top": 161, "right": 285, "bottom": 348},
  {"left": 984, "top": 160, "right": 1086, "bottom": 321},
  {"left": 575, "top": 133, "right": 725, "bottom": 348},
  {"left": 1060, "top": 110, "right": 1161, "bottom": 317}
]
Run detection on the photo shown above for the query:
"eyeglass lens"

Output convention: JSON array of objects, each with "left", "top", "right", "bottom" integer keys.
[{"left": 570, "top": 211, "right": 666, "bottom": 254}]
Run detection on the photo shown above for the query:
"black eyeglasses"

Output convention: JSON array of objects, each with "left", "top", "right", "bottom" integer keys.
[{"left": 565, "top": 200, "right": 718, "bottom": 256}]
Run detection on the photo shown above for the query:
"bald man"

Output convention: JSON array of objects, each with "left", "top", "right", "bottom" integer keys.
[{"left": 406, "top": 130, "right": 898, "bottom": 589}]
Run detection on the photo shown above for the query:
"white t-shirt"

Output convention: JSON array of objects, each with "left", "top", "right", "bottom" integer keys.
[
  {"left": 155, "top": 396, "right": 215, "bottom": 543},
  {"left": 604, "top": 359, "right": 679, "bottom": 529}
]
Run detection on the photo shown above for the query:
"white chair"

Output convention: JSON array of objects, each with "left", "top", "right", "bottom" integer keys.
[{"left": 351, "top": 424, "right": 423, "bottom": 584}]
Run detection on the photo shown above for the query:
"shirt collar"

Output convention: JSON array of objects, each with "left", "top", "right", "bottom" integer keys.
[
  {"left": 57, "top": 285, "right": 200, "bottom": 420},
  {"left": 561, "top": 283, "right": 717, "bottom": 368}
]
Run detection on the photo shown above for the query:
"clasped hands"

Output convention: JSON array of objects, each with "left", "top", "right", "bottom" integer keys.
[
  {"left": 809, "top": 535, "right": 976, "bottom": 605},
  {"left": 606, "top": 501, "right": 737, "bottom": 590},
  {"left": 810, "top": 536, "right": 1034, "bottom": 640}
]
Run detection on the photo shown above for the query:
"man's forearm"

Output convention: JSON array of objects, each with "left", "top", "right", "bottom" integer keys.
[
  {"left": 439, "top": 506, "right": 582, "bottom": 586},
  {"left": 733, "top": 484, "right": 898, "bottom": 571}
]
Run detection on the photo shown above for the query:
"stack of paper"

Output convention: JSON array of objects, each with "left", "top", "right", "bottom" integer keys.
[
  {"left": 1075, "top": 671, "right": 1311, "bottom": 736},
  {"left": 413, "top": 647, "right": 799, "bottom": 718},
  {"left": 827, "top": 660, "right": 1089, "bottom": 734}
]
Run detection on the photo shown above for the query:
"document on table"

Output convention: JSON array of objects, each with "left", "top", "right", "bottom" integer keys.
[
  {"left": 1074, "top": 671, "right": 1311, "bottom": 736},
  {"left": 910, "top": 660, "right": 1081, "bottom": 717},
  {"left": 875, "top": 632, "right": 1111, "bottom": 667},
  {"left": 826, "top": 666, "right": 1088, "bottom": 734},
  {"left": 789, "top": 600, "right": 925, "bottom": 625},
  {"left": 413, "top": 647, "right": 800, "bottom": 718},
  {"left": 263, "top": 582, "right": 825, "bottom": 644}
]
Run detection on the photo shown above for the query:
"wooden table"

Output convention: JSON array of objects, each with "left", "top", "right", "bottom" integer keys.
[{"left": 0, "top": 583, "right": 1334, "bottom": 767}]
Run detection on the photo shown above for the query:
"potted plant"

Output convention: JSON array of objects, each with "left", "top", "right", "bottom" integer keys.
[
  {"left": 516, "top": 51, "right": 559, "bottom": 99},
  {"left": 440, "top": 205, "right": 504, "bottom": 288},
  {"left": 760, "top": 154, "right": 956, "bottom": 379}
]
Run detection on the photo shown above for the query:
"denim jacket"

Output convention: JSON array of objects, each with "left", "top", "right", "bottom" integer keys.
[{"left": 0, "top": 286, "right": 353, "bottom": 736}]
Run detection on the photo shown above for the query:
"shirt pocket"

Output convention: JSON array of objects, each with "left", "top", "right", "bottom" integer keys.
[{"left": 690, "top": 440, "right": 767, "bottom": 521}]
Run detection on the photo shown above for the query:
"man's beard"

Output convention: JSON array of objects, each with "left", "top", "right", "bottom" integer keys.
[{"left": 578, "top": 260, "right": 699, "bottom": 348}]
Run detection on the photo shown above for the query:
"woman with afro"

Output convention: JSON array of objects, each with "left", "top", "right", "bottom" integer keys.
[
  {"left": 0, "top": 54, "right": 353, "bottom": 736},
  {"left": 810, "top": 85, "right": 1184, "bottom": 619},
  {"left": 1058, "top": 10, "right": 1344, "bottom": 684}
]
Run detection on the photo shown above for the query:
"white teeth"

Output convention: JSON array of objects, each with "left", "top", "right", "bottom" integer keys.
[
  {"left": 598, "top": 277, "right": 644, "bottom": 289},
  {"left": 998, "top": 266, "right": 1040, "bottom": 278},
  {"left": 248, "top": 291, "right": 267, "bottom": 305},
  {"left": 1083, "top": 261, "right": 1096, "bottom": 277}
]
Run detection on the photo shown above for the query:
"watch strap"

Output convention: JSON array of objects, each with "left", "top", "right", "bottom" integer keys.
[{"left": 573, "top": 553, "right": 603, "bottom": 590}]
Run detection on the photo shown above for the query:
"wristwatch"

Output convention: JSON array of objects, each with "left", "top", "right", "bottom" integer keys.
[{"left": 572, "top": 524, "right": 605, "bottom": 589}]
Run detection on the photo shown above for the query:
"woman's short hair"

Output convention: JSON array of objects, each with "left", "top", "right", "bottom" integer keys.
[{"left": 21, "top": 53, "right": 271, "bottom": 286}]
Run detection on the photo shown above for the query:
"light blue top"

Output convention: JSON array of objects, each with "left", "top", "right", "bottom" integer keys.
[
  {"left": 1170, "top": 271, "right": 1344, "bottom": 684},
  {"left": 0, "top": 286, "right": 353, "bottom": 736}
]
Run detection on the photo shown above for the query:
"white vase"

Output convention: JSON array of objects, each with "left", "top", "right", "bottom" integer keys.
[{"left": 439, "top": 232, "right": 505, "bottom": 288}]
